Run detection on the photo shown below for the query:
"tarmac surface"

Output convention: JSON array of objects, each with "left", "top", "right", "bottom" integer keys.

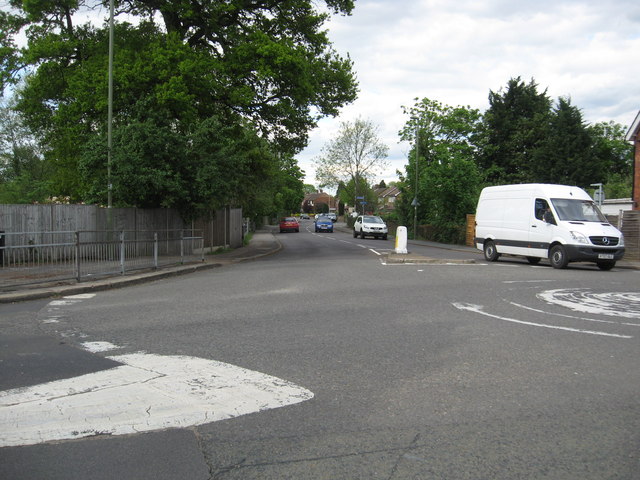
[{"left": 1, "top": 222, "right": 637, "bottom": 304}]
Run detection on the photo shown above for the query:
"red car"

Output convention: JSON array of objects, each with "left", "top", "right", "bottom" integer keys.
[{"left": 279, "top": 217, "right": 299, "bottom": 233}]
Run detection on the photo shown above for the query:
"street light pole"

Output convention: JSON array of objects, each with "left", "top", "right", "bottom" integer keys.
[
  {"left": 107, "top": 0, "right": 114, "bottom": 214},
  {"left": 413, "top": 129, "right": 419, "bottom": 239}
]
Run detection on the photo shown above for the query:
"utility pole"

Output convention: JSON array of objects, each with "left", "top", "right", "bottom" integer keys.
[
  {"left": 413, "top": 129, "right": 419, "bottom": 239},
  {"left": 107, "top": 0, "right": 114, "bottom": 223}
]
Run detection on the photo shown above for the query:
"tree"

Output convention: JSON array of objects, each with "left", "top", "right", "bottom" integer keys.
[
  {"left": 397, "top": 98, "right": 482, "bottom": 240},
  {"left": 337, "top": 176, "right": 376, "bottom": 214},
  {"left": 588, "top": 121, "right": 634, "bottom": 198},
  {"left": 478, "top": 77, "right": 552, "bottom": 184},
  {"left": 314, "top": 117, "right": 389, "bottom": 209},
  {"left": 0, "top": 97, "right": 52, "bottom": 203},
  {"left": 1, "top": 0, "right": 357, "bottom": 213},
  {"left": 530, "top": 97, "right": 597, "bottom": 186},
  {"left": 303, "top": 184, "right": 318, "bottom": 195}
]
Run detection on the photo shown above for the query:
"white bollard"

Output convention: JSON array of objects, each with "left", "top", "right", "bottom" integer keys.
[{"left": 395, "top": 226, "right": 408, "bottom": 254}]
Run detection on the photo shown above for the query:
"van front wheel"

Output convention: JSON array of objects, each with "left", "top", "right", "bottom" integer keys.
[
  {"left": 549, "top": 245, "right": 569, "bottom": 269},
  {"left": 483, "top": 241, "right": 500, "bottom": 262}
]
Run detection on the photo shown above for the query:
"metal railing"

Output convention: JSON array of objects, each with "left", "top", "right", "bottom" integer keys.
[{"left": 0, "top": 230, "right": 204, "bottom": 290}]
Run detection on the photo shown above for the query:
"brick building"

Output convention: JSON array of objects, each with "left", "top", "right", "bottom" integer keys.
[
  {"left": 301, "top": 192, "right": 338, "bottom": 213},
  {"left": 626, "top": 110, "right": 640, "bottom": 210}
]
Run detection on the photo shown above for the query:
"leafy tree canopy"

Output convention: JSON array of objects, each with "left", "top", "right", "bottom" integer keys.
[
  {"left": 337, "top": 176, "right": 376, "bottom": 214},
  {"left": 478, "top": 76, "right": 552, "bottom": 184},
  {"left": 396, "top": 98, "right": 482, "bottom": 235},
  {"left": 0, "top": 0, "right": 357, "bottom": 212},
  {"left": 314, "top": 117, "right": 389, "bottom": 193}
]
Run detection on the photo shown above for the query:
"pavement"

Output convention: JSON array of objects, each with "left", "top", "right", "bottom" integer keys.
[{"left": 1, "top": 222, "right": 637, "bottom": 304}]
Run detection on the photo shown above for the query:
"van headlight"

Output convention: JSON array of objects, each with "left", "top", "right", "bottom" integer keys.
[
  {"left": 570, "top": 231, "right": 588, "bottom": 244},
  {"left": 619, "top": 234, "right": 625, "bottom": 247}
]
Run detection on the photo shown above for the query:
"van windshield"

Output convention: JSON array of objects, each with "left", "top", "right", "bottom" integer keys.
[{"left": 550, "top": 198, "right": 607, "bottom": 222}]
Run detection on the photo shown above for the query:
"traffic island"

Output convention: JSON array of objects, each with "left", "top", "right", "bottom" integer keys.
[{"left": 385, "top": 253, "right": 476, "bottom": 264}]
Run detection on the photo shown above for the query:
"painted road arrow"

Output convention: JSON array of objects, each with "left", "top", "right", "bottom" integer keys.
[{"left": 0, "top": 352, "right": 314, "bottom": 447}]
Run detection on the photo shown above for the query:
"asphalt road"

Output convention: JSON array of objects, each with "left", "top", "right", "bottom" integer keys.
[{"left": 1, "top": 220, "right": 640, "bottom": 479}]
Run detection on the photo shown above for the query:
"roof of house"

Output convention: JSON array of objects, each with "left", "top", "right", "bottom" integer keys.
[
  {"left": 374, "top": 186, "right": 400, "bottom": 198},
  {"left": 625, "top": 110, "right": 640, "bottom": 142},
  {"left": 303, "top": 192, "right": 331, "bottom": 200}
]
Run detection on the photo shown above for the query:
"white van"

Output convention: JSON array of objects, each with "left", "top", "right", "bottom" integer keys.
[{"left": 474, "top": 184, "right": 625, "bottom": 270}]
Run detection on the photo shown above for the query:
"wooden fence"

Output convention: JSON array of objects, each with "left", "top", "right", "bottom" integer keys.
[{"left": 0, "top": 204, "right": 243, "bottom": 250}]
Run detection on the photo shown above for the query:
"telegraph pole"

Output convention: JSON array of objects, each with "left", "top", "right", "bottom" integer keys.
[
  {"left": 413, "top": 129, "right": 419, "bottom": 239},
  {"left": 107, "top": 0, "right": 114, "bottom": 219}
]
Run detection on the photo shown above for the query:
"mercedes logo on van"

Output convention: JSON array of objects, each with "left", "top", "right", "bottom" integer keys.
[{"left": 601, "top": 237, "right": 609, "bottom": 245}]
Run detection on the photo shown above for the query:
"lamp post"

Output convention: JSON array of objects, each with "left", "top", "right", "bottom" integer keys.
[
  {"left": 413, "top": 128, "right": 419, "bottom": 239},
  {"left": 107, "top": 0, "right": 114, "bottom": 215}
]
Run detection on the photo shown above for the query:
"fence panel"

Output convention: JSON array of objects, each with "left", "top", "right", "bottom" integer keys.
[{"left": 0, "top": 230, "right": 204, "bottom": 290}]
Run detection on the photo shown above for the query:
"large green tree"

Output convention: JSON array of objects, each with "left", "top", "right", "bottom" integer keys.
[
  {"left": 1, "top": 0, "right": 357, "bottom": 211},
  {"left": 478, "top": 77, "right": 552, "bottom": 184},
  {"left": 588, "top": 121, "right": 634, "bottom": 198},
  {"left": 397, "top": 98, "right": 482, "bottom": 240},
  {"left": 530, "top": 97, "right": 598, "bottom": 186},
  {"left": 0, "top": 97, "right": 52, "bottom": 203},
  {"left": 314, "top": 117, "right": 389, "bottom": 208}
]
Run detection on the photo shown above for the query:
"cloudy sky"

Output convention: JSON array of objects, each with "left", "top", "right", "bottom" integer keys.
[{"left": 296, "top": 0, "right": 640, "bottom": 189}]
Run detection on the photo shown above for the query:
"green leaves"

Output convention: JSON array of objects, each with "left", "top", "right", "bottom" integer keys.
[
  {"left": 315, "top": 117, "right": 389, "bottom": 190},
  {"left": 398, "top": 98, "right": 482, "bottom": 237},
  {"left": 1, "top": 0, "right": 354, "bottom": 215}
]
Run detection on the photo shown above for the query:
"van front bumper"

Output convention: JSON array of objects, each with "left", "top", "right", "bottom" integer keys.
[{"left": 564, "top": 245, "right": 625, "bottom": 262}]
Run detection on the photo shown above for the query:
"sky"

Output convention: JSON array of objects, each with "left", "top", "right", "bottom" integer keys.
[{"left": 296, "top": 0, "right": 640, "bottom": 190}]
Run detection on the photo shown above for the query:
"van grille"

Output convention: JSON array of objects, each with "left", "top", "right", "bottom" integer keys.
[{"left": 589, "top": 236, "right": 619, "bottom": 246}]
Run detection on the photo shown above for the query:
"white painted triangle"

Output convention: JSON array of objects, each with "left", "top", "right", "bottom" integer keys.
[{"left": 0, "top": 352, "right": 313, "bottom": 447}]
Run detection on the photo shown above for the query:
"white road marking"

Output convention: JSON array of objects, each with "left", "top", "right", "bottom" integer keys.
[
  {"left": 81, "top": 341, "right": 122, "bottom": 353},
  {"left": 452, "top": 302, "right": 632, "bottom": 339},
  {"left": 503, "top": 280, "right": 557, "bottom": 284},
  {"left": 507, "top": 300, "right": 640, "bottom": 327},
  {"left": 538, "top": 289, "right": 640, "bottom": 319},
  {"left": 369, "top": 249, "right": 382, "bottom": 255},
  {"left": 0, "top": 352, "right": 314, "bottom": 447}
]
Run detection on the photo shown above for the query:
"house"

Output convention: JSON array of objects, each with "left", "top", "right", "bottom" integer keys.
[
  {"left": 374, "top": 185, "right": 401, "bottom": 211},
  {"left": 625, "top": 110, "right": 640, "bottom": 210},
  {"left": 301, "top": 191, "right": 338, "bottom": 213}
]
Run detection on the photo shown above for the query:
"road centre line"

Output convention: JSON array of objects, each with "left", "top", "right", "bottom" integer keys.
[{"left": 452, "top": 302, "right": 632, "bottom": 339}]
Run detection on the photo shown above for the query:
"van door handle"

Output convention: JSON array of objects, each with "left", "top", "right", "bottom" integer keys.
[{"left": 531, "top": 225, "right": 537, "bottom": 228}]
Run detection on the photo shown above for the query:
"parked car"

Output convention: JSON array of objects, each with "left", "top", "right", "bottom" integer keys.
[
  {"left": 353, "top": 215, "right": 388, "bottom": 240},
  {"left": 279, "top": 217, "right": 299, "bottom": 233},
  {"left": 314, "top": 216, "right": 334, "bottom": 233}
]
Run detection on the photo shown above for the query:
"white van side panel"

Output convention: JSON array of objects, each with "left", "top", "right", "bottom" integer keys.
[
  {"left": 474, "top": 183, "right": 625, "bottom": 265},
  {"left": 497, "top": 197, "right": 531, "bottom": 255}
]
